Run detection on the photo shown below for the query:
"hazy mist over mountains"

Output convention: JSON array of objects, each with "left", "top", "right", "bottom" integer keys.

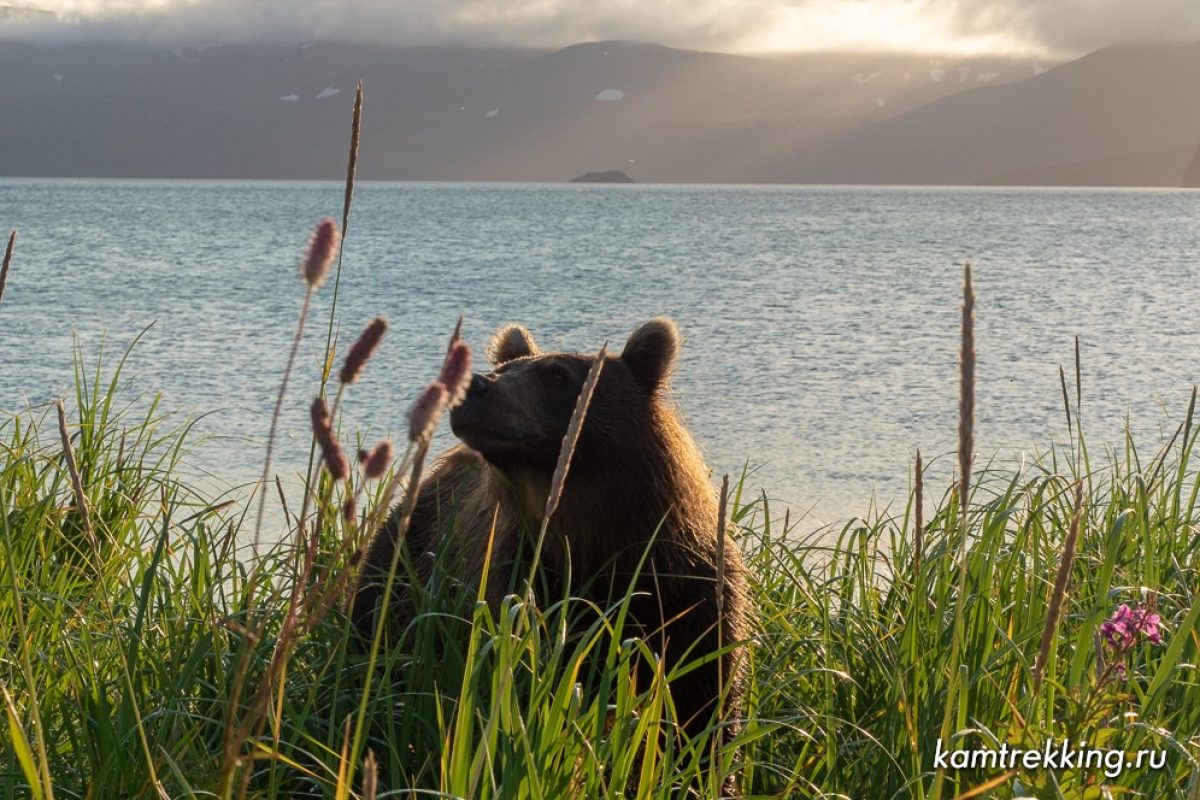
[{"left": 1, "top": 27, "right": 1199, "bottom": 185}]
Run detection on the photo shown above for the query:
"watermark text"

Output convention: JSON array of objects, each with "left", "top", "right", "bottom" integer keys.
[{"left": 933, "top": 739, "right": 1166, "bottom": 778}]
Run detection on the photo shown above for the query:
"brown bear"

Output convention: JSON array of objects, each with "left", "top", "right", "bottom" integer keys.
[{"left": 352, "top": 318, "right": 751, "bottom": 787}]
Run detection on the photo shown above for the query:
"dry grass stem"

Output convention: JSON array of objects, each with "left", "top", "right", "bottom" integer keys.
[
  {"left": 220, "top": 90, "right": 363, "bottom": 797},
  {"left": 251, "top": 282, "right": 312, "bottom": 556},
  {"left": 524, "top": 346, "right": 606, "bottom": 588},
  {"left": 957, "top": 262, "right": 975, "bottom": 513},
  {"left": 1080, "top": 335, "right": 1089, "bottom": 417},
  {"left": 317, "top": 84, "right": 364, "bottom": 395},
  {"left": 543, "top": 346, "right": 607, "bottom": 521},
  {"left": 933, "top": 261, "right": 978, "bottom": 800},
  {"left": 0, "top": 229, "right": 14, "bottom": 306},
  {"left": 253, "top": 218, "right": 341, "bottom": 556},
  {"left": 1032, "top": 479, "right": 1084, "bottom": 689},
  {"left": 55, "top": 400, "right": 96, "bottom": 552},
  {"left": 235, "top": 466, "right": 354, "bottom": 775},
  {"left": 1059, "top": 364, "right": 1072, "bottom": 439},
  {"left": 1184, "top": 385, "right": 1197, "bottom": 451},
  {"left": 913, "top": 450, "right": 924, "bottom": 572},
  {"left": 362, "top": 751, "right": 378, "bottom": 800},
  {"left": 714, "top": 473, "right": 729, "bottom": 753},
  {"left": 342, "top": 83, "right": 363, "bottom": 238},
  {"left": 1148, "top": 421, "right": 1184, "bottom": 485},
  {"left": 274, "top": 476, "right": 294, "bottom": 534}
]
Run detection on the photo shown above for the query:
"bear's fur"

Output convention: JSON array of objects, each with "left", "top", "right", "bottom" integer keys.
[{"left": 352, "top": 318, "right": 751, "bottom": 780}]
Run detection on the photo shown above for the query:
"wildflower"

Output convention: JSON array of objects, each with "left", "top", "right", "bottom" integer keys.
[
  {"left": 1100, "top": 603, "right": 1163, "bottom": 651},
  {"left": 340, "top": 317, "right": 388, "bottom": 384},
  {"left": 408, "top": 382, "right": 449, "bottom": 442},
  {"left": 359, "top": 439, "right": 393, "bottom": 479},
  {"left": 310, "top": 397, "right": 349, "bottom": 480},
  {"left": 439, "top": 341, "right": 473, "bottom": 407},
  {"left": 302, "top": 218, "right": 340, "bottom": 288}
]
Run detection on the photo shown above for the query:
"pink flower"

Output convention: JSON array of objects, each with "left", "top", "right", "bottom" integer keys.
[{"left": 1100, "top": 603, "right": 1163, "bottom": 651}]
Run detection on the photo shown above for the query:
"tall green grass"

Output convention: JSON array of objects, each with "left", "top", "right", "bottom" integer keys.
[
  {"left": 3, "top": 84, "right": 1198, "bottom": 800},
  {"left": 1, "top": 334, "right": 1198, "bottom": 799}
]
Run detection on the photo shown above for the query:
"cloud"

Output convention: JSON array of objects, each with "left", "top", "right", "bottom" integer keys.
[
  {"left": 9, "top": 0, "right": 1200, "bottom": 55},
  {"left": 9, "top": 0, "right": 768, "bottom": 50},
  {"left": 938, "top": 0, "right": 1200, "bottom": 54}
]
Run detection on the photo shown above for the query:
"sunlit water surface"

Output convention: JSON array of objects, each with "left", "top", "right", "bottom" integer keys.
[{"left": 2, "top": 180, "right": 1199, "bottom": 530}]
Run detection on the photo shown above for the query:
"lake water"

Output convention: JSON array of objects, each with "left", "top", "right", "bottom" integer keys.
[{"left": 2, "top": 180, "right": 1199, "bottom": 528}]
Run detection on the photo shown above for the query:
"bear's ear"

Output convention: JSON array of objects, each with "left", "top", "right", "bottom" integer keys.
[
  {"left": 488, "top": 324, "right": 540, "bottom": 365},
  {"left": 621, "top": 318, "right": 680, "bottom": 391}
]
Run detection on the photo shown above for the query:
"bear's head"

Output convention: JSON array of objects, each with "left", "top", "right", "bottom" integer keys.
[{"left": 449, "top": 318, "right": 681, "bottom": 472}]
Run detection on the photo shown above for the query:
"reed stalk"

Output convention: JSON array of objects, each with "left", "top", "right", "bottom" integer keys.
[
  {"left": 912, "top": 450, "right": 923, "bottom": 572},
  {"left": 1059, "top": 364, "right": 1072, "bottom": 440},
  {"left": 0, "top": 229, "right": 14, "bottom": 306},
  {"left": 932, "top": 261, "right": 974, "bottom": 800},
  {"left": 321, "top": 82, "right": 364, "bottom": 383},
  {"left": 711, "top": 473, "right": 730, "bottom": 778},
  {"left": 1032, "top": 479, "right": 1084, "bottom": 690},
  {"left": 55, "top": 399, "right": 96, "bottom": 554},
  {"left": 252, "top": 220, "right": 340, "bottom": 557},
  {"left": 251, "top": 292, "right": 312, "bottom": 565},
  {"left": 527, "top": 347, "right": 606, "bottom": 588},
  {"left": 957, "top": 263, "right": 975, "bottom": 516}
]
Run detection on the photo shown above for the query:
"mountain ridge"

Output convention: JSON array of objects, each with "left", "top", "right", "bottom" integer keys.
[
  {"left": 0, "top": 37, "right": 1195, "bottom": 186},
  {"left": 792, "top": 43, "right": 1200, "bottom": 186}
]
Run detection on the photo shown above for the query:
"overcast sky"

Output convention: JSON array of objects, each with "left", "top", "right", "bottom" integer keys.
[{"left": 12, "top": 0, "right": 1200, "bottom": 55}]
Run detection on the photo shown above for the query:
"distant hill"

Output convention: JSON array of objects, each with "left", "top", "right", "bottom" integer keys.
[
  {"left": 792, "top": 43, "right": 1200, "bottom": 187},
  {"left": 0, "top": 39, "right": 1054, "bottom": 183}
]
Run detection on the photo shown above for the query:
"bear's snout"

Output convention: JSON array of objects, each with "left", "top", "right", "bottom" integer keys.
[
  {"left": 449, "top": 372, "right": 505, "bottom": 450},
  {"left": 466, "top": 373, "right": 491, "bottom": 401}
]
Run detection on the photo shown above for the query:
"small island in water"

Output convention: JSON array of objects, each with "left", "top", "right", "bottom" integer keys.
[
  {"left": 570, "top": 170, "right": 635, "bottom": 184},
  {"left": 1184, "top": 139, "right": 1200, "bottom": 188}
]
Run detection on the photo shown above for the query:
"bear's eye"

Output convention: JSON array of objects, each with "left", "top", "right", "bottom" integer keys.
[{"left": 543, "top": 365, "right": 572, "bottom": 385}]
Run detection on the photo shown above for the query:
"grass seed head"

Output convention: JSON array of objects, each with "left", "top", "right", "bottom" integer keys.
[
  {"left": 302, "top": 218, "right": 340, "bottom": 289},
  {"left": 360, "top": 439, "right": 394, "bottom": 479},
  {"left": 408, "top": 381, "right": 449, "bottom": 442},
  {"left": 439, "top": 341, "right": 473, "bottom": 407},
  {"left": 340, "top": 316, "right": 388, "bottom": 384},
  {"left": 310, "top": 396, "right": 349, "bottom": 480}
]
